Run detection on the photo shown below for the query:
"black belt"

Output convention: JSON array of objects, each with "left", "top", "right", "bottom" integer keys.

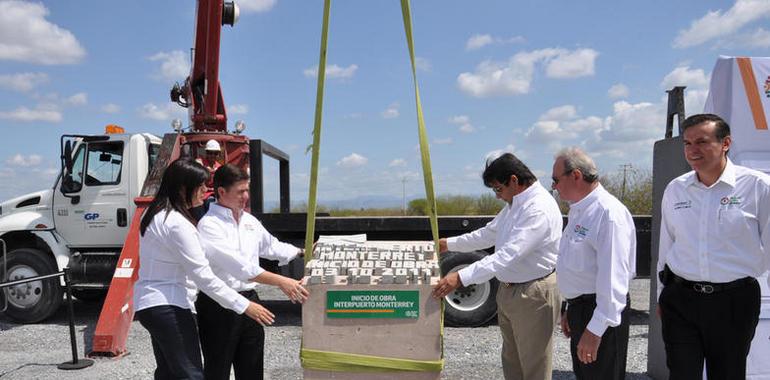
[
  {"left": 238, "top": 289, "right": 259, "bottom": 300},
  {"left": 566, "top": 293, "right": 596, "bottom": 306},
  {"left": 503, "top": 269, "right": 555, "bottom": 287},
  {"left": 661, "top": 265, "right": 755, "bottom": 294}
]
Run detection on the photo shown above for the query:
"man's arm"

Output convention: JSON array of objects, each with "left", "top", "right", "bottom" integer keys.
[
  {"left": 657, "top": 189, "right": 674, "bottom": 301},
  {"left": 457, "top": 209, "right": 552, "bottom": 286},
  {"left": 198, "top": 218, "right": 265, "bottom": 281},
  {"left": 446, "top": 212, "right": 501, "bottom": 253}
]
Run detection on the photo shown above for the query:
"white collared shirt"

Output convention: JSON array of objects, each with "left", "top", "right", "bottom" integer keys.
[
  {"left": 658, "top": 159, "right": 770, "bottom": 296},
  {"left": 557, "top": 184, "right": 636, "bottom": 337},
  {"left": 447, "top": 182, "right": 562, "bottom": 285},
  {"left": 197, "top": 202, "right": 300, "bottom": 292},
  {"left": 134, "top": 210, "right": 249, "bottom": 314}
]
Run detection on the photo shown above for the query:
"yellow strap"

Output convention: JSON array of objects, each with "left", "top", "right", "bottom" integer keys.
[
  {"left": 303, "top": 0, "right": 331, "bottom": 263},
  {"left": 301, "top": 348, "right": 444, "bottom": 373},
  {"left": 300, "top": 1, "right": 445, "bottom": 372},
  {"left": 400, "top": 0, "right": 440, "bottom": 253}
]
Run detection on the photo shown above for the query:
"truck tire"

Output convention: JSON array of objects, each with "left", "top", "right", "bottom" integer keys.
[
  {"left": 0, "top": 248, "right": 63, "bottom": 323},
  {"left": 440, "top": 251, "right": 498, "bottom": 327}
]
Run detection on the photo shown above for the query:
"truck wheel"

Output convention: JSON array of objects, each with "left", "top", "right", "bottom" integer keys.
[
  {"left": 440, "top": 251, "right": 498, "bottom": 327},
  {"left": 1, "top": 248, "right": 63, "bottom": 323}
]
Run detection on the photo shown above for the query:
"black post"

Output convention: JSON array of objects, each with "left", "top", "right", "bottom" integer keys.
[{"left": 57, "top": 267, "right": 94, "bottom": 370}]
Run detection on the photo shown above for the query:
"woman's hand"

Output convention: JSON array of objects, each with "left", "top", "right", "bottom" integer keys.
[{"left": 244, "top": 302, "right": 275, "bottom": 326}]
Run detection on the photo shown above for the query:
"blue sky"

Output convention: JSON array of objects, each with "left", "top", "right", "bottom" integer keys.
[{"left": 1, "top": 0, "right": 769, "bottom": 206}]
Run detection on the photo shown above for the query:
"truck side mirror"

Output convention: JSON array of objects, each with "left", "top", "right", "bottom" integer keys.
[{"left": 60, "top": 139, "right": 82, "bottom": 194}]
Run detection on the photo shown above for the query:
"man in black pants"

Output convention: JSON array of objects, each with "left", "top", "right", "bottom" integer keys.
[
  {"left": 552, "top": 147, "right": 637, "bottom": 380},
  {"left": 657, "top": 114, "right": 770, "bottom": 379},
  {"left": 196, "top": 164, "right": 309, "bottom": 379}
]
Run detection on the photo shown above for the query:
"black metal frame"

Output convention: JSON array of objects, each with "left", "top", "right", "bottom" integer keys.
[{"left": 249, "top": 139, "right": 290, "bottom": 214}]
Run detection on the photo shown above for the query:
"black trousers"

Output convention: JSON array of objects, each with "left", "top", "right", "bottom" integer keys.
[
  {"left": 196, "top": 290, "right": 265, "bottom": 380},
  {"left": 136, "top": 305, "right": 204, "bottom": 380},
  {"left": 567, "top": 294, "right": 630, "bottom": 380},
  {"left": 659, "top": 275, "right": 760, "bottom": 380}
]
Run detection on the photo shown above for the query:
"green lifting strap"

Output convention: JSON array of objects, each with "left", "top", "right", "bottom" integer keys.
[{"left": 301, "top": 0, "right": 444, "bottom": 373}]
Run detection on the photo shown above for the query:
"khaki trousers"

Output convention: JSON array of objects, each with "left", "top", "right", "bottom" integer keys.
[{"left": 496, "top": 272, "right": 560, "bottom": 380}]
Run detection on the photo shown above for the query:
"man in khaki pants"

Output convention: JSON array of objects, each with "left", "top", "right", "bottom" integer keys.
[{"left": 433, "top": 153, "right": 563, "bottom": 380}]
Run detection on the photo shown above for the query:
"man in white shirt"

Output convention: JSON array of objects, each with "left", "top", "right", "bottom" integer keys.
[
  {"left": 432, "top": 153, "right": 562, "bottom": 380},
  {"left": 552, "top": 147, "right": 635, "bottom": 380},
  {"left": 657, "top": 114, "right": 770, "bottom": 379},
  {"left": 196, "top": 164, "right": 309, "bottom": 380}
]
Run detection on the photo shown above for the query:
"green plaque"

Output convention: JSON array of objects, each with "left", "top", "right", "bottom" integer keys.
[{"left": 326, "top": 290, "right": 420, "bottom": 319}]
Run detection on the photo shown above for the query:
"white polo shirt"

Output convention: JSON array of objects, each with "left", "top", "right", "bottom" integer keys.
[
  {"left": 198, "top": 202, "right": 300, "bottom": 292},
  {"left": 134, "top": 210, "right": 249, "bottom": 314},
  {"left": 657, "top": 159, "right": 770, "bottom": 296},
  {"left": 557, "top": 184, "right": 636, "bottom": 337},
  {"left": 447, "top": 181, "right": 562, "bottom": 285}
]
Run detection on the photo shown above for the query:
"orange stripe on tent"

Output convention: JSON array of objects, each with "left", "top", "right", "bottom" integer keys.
[{"left": 736, "top": 57, "right": 768, "bottom": 130}]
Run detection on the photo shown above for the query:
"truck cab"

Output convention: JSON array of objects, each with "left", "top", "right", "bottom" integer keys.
[{"left": 0, "top": 128, "right": 161, "bottom": 323}]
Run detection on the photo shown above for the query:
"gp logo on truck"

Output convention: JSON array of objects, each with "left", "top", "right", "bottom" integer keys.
[{"left": 84, "top": 212, "right": 100, "bottom": 221}]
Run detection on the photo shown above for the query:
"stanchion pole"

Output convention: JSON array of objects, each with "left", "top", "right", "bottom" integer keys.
[{"left": 57, "top": 267, "right": 94, "bottom": 370}]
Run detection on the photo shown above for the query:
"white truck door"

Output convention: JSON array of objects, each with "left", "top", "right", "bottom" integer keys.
[{"left": 53, "top": 138, "right": 131, "bottom": 247}]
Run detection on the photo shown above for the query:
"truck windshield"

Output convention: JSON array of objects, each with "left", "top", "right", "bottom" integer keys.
[{"left": 85, "top": 142, "right": 124, "bottom": 186}]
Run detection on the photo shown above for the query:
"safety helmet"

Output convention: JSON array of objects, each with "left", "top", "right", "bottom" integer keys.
[{"left": 205, "top": 139, "right": 221, "bottom": 152}]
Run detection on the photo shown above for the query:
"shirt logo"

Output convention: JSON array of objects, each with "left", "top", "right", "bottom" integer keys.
[
  {"left": 244, "top": 223, "right": 257, "bottom": 231},
  {"left": 674, "top": 200, "right": 692, "bottom": 210},
  {"left": 765, "top": 76, "right": 770, "bottom": 98},
  {"left": 720, "top": 196, "right": 741, "bottom": 206},
  {"left": 574, "top": 224, "right": 589, "bottom": 238}
]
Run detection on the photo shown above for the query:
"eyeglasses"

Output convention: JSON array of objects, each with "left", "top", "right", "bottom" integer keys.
[
  {"left": 491, "top": 180, "right": 509, "bottom": 193},
  {"left": 552, "top": 169, "right": 575, "bottom": 186}
]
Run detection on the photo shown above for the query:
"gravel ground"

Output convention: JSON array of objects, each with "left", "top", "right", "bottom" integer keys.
[{"left": 0, "top": 280, "right": 653, "bottom": 379}]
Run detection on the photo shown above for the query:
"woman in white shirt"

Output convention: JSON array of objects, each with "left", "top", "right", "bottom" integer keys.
[{"left": 133, "top": 159, "right": 274, "bottom": 380}]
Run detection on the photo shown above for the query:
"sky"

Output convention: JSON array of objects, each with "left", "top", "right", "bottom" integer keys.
[{"left": 1, "top": 0, "right": 769, "bottom": 207}]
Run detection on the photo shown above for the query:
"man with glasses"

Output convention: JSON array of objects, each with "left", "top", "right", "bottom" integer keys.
[
  {"left": 432, "top": 153, "right": 562, "bottom": 380},
  {"left": 551, "top": 147, "right": 635, "bottom": 380},
  {"left": 657, "top": 114, "right": 770, "bottom": 379}
]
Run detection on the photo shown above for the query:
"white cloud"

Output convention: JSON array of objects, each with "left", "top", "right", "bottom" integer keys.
[
  {"left": 465, "top": 34, "right": 526, "bottom": 51},
  {"left": 673, "top": 0, "right": 770, "bottom": 48},
  {"left": 228, "top": 104, "right": 249, "bottom": 115},
  {"left": 0, "top": 1, "right": 86, "bottom": 64},
  {"left": 148, "top": 51, "right": 190, "bottom": 82},
  {"left": 457, "top": 48, "right": 598, "bottom": 97},
  {"left": 138, "top": 103, "right": 186, "bottom": 121},
  {"left": 660, "top": 66, "right": 710, "bottom": 90},
  {"left": 381, "top": 103, "right": 399, "bottom": 119},
  {"left": 608, "top": 83, "right": 630, "bottom": 99},
  {"left": 6, "top": 154, "right": 42, "bottom": 167},
  {"left": 433, "top": 138, "right": 453, "bottom": 145},
  {"left": 485, "top": 144, "right": 518, "bottom": 164},
  {"left": 715, "top": 27, "right": 770, "bottom": 49},
  {"left": 415, "top": 57, "right": 432, "bottom": 72},
  {"left": 389, "top": 158, "right": 407, "bottom": 167},
  {"left": 448, "top": 115, "right": 475, "bottom": 133},
  {"left": 466, "top": 34, "right": 494, "bottom": 50},
  {"left": 544, "top": 49, "right": 598, "bottom": 79},
  {"left": 0, "top": 106, "right": 61, "bottom": 122},
  {"left": 303, "top": 64, "right": 358, "bottom": 79},
  {"left": 0, "top": 73, "right": 48, "bottom": 92},
  {"left": 65, "top": 92, "right": 87, "bottom": 106},
  {"left": 538, "top": 105, "right": 577, "bottom": 122},
  {"left": 237, "top": 0, "right": 277, "bottom": 13},
  {"left": 101, "top": 103, "right": 121, "bottom": 113},
  {"left": 337, "top": 153, "right": 368, "bottom": 168}
]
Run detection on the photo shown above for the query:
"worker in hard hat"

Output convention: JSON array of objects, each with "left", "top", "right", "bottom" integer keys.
[{"left": 196, "top": 140, "right": 223, "bottom": 193}]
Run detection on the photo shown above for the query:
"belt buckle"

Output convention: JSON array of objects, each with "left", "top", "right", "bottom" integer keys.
[{"left": 693, "top": 283, "right": 714, "bottom": 294}]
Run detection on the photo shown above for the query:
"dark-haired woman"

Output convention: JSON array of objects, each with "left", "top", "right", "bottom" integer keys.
[{"left": 133, "top": 159, "right": 274, "bottom": 380}]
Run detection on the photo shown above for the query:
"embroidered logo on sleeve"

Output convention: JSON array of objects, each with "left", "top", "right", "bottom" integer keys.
[{"left": 674, "top": 200, "right": 692, "bottom": 210}]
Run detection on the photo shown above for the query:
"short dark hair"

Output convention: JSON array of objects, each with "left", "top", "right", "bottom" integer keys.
[
  {"left": 140, "top": 159, "right": 209, "bottom": 235},
  {"left": 213, "top": 164, "right": 249, "bottom": 198},
  {"left": 482, "top": 153, "right": 536, "bottom": 187},
  {"left": 681, "top": 113, "right": 731, "bottom": 140}
]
